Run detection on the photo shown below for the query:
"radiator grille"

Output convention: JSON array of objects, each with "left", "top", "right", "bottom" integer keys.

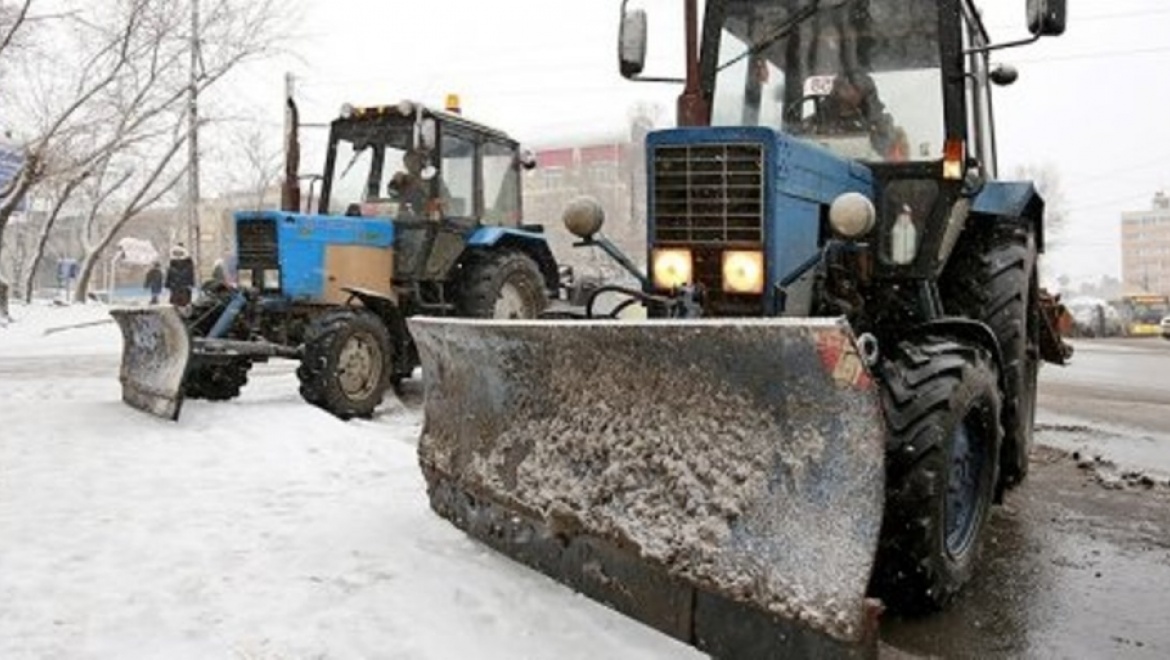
[
  {"left": 236, "top": 217, "right": 279, "bottom": 269},
  {"left": 652, "top": 142, "right": 765, "bottom": 245}
]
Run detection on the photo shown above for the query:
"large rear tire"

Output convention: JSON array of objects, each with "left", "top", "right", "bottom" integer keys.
[
  {"left": 871, "top": 336, "right": 1002, "bottom": 614},
  {"left": 297, "top": 308, "right": 392, "bottom": 419},
  {"left": 942, "top": 220, "right": 1039, "bottom": 489},
  {"left": 183, "top": 360, "right": 251, "bottom": 401},
  {"left": 456, "top": 250, "right": 548, "bottom": 319}
]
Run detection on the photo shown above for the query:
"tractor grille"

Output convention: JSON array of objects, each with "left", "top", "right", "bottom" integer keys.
[
  {"left": 652, "top": 142, "right": 765, "bottom": 245},
  {"left": 236, "top": 217, "right": 279, "bottom": 269}
]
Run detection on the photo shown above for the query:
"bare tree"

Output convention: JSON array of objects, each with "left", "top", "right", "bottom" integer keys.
[
  {"left": 0, "top": 0, "right": 293, "bottom": 306},
  {"left": 19, "top": 168, "right": 88, "bottom": 300},
  {"left": 72, "top": 119, "right": 189, "bottom": 300},
  {"left": 224, "top": 124, "right": 282, "bottom": 211},
  {"left": 0, "top": 0, "right": 34, "bottom": 66}
]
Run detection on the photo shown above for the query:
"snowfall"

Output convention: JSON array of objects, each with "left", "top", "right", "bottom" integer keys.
[{"left": 0, "top": 301, "right": 702, "bottom": 660}]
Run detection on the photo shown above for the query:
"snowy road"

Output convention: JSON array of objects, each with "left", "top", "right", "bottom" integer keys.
[
  {"left": 2, "top": 303, "right": 1168, "bottom": 659},
  {"left": 0, "top": 304, "right": 698, "bottom": 660}
]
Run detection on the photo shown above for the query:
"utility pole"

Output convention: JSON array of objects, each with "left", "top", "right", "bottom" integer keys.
[{"left": 187, "top": 0, "right": 202, "bottom": 273}]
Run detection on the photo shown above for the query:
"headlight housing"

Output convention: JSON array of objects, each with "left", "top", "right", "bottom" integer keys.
[
  {"left": 721, "top": 250, "right": 765, "bottom": 294},
  {"left": 828, "top": 192, "right": 876, "bottom": 238},
  {"left": 651, "top": 248, "right": 692, "bottom": 290}
]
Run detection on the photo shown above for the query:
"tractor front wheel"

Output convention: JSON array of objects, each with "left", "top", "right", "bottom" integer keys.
[
  {"left": 297, "top": 308, "right": 392, "bottom": 419},
  {"left": 870, "top": 336, "right": 1002, "bottom": 614},
  {"left": 457, "top": 250, "right": 548, "bottom": 319}
]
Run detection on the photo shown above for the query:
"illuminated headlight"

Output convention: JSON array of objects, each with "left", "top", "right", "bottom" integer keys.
[
  {"left": 829, "top": 192, "right": 876, "bottom": 238},
  {"left": 651, "top": 248, "right": 692, "bottom": 290},
  {"left": 237, "top": 269, "right": 254, "bottom": 289},
  {"left": 722, "top": 250, "right": 765, "bottom": 294},
  {"left": 262, "top": 268, "right": 281, "bottom": 290}
]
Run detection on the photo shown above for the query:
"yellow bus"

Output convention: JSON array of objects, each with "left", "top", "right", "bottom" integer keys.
[{"left": 1116, "top": 294, "right": 1170, "bottom": 336}]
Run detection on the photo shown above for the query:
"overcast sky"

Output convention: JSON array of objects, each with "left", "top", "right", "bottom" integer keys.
[{"left": 221, "top": 0, "right": 1170, "bottom": 289}]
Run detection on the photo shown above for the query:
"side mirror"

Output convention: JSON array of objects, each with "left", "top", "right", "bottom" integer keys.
[
  {"left": 989, "top": 64, "right": 1019, "bottom": 86},
  {"left": 619, "top": 7, "right": 647, "bottom": 79},
  {"left": 517, "top": 148, "right": 537, "bottom": 170},
  {"left": 1027, "top": 0, "right": 1066, "bottom": 37}
]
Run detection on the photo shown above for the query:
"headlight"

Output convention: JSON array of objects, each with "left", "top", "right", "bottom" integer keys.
[
  {"left": 237, "top": 269, "right": 254, "bottom": 289},
  {"left": 722, "top": 250, "right": 765, "bottom": 294},
  {"left": 262, "top": 268, "right": 281, "bottom": 290},
  {"left": 829, "top": 192, "right": 876, "bottom": 238},
  {"left": 651, "top": 248, "right": 692, "bottom": 290}
]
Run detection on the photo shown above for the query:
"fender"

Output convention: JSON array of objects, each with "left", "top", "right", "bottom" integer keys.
[
  {"left": 971, "top": 181, "right": 1047, "bottom": 251},
  {"left": 467, "top": 226, "right": 560, "bottom": 292},
  {"left": 904, "top": 317, "right": 1005, "bottom": 390},
  {"left": 340, "top": 286, "right": 414, "bottom": 376}
]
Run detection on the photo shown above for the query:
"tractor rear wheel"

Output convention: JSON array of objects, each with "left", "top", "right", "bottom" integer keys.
[
  {"left": 183, "top": 359, "right": 251, "bottom": 401},
  {"left": 942, "top": 220, "right": 1039, "bottom": 490},
  {"left": 870, "top": 336, "right": 1002, "bottom": 614},
  {"left": 457, "top": 250, "right": 548, "bottom": 319},
  {"left": 297, "top": 308, "right": 392, "bottom": 419}
]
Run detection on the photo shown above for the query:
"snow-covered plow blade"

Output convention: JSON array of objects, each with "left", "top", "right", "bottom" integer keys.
[
  {"left": 409, "top": 317, "right": 886, "bottom": 658},
  {"left": 109, "top": 307, "right": 191, "bottom": 421}
]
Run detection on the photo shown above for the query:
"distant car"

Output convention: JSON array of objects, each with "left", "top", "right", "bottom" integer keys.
[
  {"left": 1161, "top": 314, "right": 1170, "bottom": 340},
  {"left": 1065, "top": 297, "right": 1124, "bottom": 338}
]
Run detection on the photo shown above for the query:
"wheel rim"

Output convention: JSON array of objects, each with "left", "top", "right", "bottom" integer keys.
[
  {"left": 337, "top": 332, "right": 382, "bottom": 400},
  {"left": 945, "top": 418, "right": 985, "bottom": 557},
  {"left": 493, "top": 279, "right": 530, "bottom": 319}
]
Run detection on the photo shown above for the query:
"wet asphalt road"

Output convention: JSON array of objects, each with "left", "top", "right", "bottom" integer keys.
[{"left": 881, "top": 338, "right": 1170, "bottom": 659}]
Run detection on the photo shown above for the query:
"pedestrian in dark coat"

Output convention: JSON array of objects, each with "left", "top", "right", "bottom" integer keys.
[
  {"left": 165, "top": 244, "right": 196, "bottom": 306},
  {"left": 144, "top": 261, "right": 164, "bottom": 305}
]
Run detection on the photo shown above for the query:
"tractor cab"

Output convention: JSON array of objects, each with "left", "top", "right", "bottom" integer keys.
[
  {"left": 318, "top": 101, "right": 533, "bottom": 228},
  {"left": 316, "top": 101, "right": 541, "bottom": 285}
]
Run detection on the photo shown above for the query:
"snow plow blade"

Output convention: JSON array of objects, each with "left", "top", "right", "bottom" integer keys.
[
  {"left": 409, "top": 317, "right": 886, "bottom": 658},
  {"left": 109, "top": 306, "right": 191, "bottom": 421}
]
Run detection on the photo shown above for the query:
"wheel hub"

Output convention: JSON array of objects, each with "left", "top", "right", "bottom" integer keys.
[
  {"left": 493, "top": 281, "right": 528, "bottom": 319},
  {"left": 337, "top": 333, "right": 381, "bottom": 399},
  {"left": 945, "top": 421, "right": 983, "bottom": 557}
]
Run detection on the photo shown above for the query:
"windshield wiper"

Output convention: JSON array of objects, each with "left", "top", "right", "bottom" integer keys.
[
  {"left": 718, "top": 0, "right": 847, "bottom": 72},
  {"left": 337, "top": 145, "right": 368, "bottom": 181}
]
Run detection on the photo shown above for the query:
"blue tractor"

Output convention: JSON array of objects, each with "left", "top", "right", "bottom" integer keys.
[
  {"left": 409, "top": 1, "right": 1074, "bottom": 657},
  {"left": 111, "top": 100, "right": 559, "bottom": 420}
]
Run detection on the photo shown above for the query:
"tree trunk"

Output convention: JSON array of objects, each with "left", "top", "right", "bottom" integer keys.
[{"left": 0, "top": 279, "right": 9, "bottom": 321}]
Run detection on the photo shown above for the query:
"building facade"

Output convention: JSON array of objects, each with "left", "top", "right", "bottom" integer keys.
[
  {"left": 522, "top": 131, "right": 649, "bottom": 281},
  {"left": 1120, "top": 192, "right": 1170, "bottom": 296}
]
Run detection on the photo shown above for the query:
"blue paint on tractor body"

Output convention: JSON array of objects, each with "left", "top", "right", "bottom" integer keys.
[
  {"left": 468, "top": 226, "right": 548, "bottom": 247},
  {"left": 645, "top": 127, "right": 873, "bottom": 313},
  {"left": 234, "top": 210, "right": 395, "bottom": 301}
]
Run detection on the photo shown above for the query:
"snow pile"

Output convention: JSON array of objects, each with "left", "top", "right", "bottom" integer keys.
[{"left": 0, "top": 303, "right": 699, "bottom": 659}]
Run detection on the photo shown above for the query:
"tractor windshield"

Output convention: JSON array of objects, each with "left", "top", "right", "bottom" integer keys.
[
  {"left": 325, "top": 118, "right": 424, "bottom": 217},
  {"left": 711, "top": 0, "right": 943, "bottom": 163}
]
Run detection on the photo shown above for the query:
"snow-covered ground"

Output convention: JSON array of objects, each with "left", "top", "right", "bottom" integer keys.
[
  {"left": 3, "top": 303, "right": 1163, "bottom": 659},
  {"left": 0, "top": 302, "right": 699, "bottom": 660}
]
